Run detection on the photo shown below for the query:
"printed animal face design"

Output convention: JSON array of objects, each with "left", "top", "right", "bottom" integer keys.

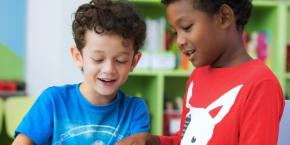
[
  {"left": 92, "top": 140, "right": 105, "bottom": 145},
  {"left": 54, "top": 125, "right": 123, "bottom": 145},
  {"left": 181, "top": 81, "right": 243, "bottom": 145}
]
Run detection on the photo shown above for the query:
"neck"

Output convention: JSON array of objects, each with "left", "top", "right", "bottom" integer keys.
[
  {"left": 79, "top": 83, "right": 116, "bottom": 105},
  {"left": 211, "top": 33, "right": 252, "bottom": 68}
]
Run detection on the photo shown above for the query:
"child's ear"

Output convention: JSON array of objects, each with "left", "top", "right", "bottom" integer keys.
[
  {"left": 70, "top": 47, "right": 83, "bottom": 68},
  {"left": 217, "top": 4, "right": 235, "bottom": 29},
  {"left": 130, "top": 51, "right": 141, "bottom": 72}
]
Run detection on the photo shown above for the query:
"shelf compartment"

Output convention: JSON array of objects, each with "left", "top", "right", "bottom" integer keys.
[{"left": 121, "top": 75, "right": 163, "bottom": 134}]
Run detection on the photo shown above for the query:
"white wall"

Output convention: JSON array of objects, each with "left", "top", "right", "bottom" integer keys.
[{"left": 26, "top": 0, "right": 87, "bottom": 97}]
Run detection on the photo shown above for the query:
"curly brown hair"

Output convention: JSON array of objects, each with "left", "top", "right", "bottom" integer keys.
[{"left": 72, "top": 0, "right": 146, "bottom": 53}]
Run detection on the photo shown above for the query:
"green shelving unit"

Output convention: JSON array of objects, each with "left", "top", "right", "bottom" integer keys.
[
  {"left": 285, "top": 2, "right": 290, "bottom": 98},
  {"left": 288, "top": 3, "right": 290, "bottom": 43},
  {"left": 247, "top": 1, "right": 287, "bottom": 91},
  {"left": 121, "top": 70, "right": 190, "bottom": 135},
  {"left": 131, "top": 0, "right": 165, "bottom": 19},
  {"left": 251, "top": 1, "right": 280, "bottom": 68},
  {"left": 123, "top": 0, "right": 290, "bottom": 135},
  {"left": 121, "top": 74, "right": 163, "bottom": 134},
  {"left": 130, "top": 0, "right": 160, "bottom": 3}
]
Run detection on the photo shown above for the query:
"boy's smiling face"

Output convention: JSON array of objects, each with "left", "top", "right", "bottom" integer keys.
[
  {"left": 72, "top": 30, "right": 140, "bottom": 104},
  {"left": 166, "top": 0, "right": 227, "bottom": 67}
]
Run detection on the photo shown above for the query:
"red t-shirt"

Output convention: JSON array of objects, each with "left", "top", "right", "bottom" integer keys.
[{"left": 159, "top": 59, "right": 285, "bottom": 145}]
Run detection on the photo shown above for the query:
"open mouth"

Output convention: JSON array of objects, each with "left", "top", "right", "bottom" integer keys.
[
  {"left": 184, "top": 49, "right": 196, "bottom": 57},
  {"left": 98, "top": 78, "right": 117, "bottom": 83}
]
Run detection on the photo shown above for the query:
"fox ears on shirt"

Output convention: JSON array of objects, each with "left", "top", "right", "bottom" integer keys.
[{"left": 186, "top": 81, "right": 243, "bottom": 124}]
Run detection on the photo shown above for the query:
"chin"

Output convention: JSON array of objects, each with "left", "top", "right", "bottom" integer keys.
[
  {"left": 192, "top": 61, "right": 208, "bottom": 68},
  {"left": 97, "top": 89, "right": 114, "bottom": 95},
  {"left": 191, "top": 60, "right": 201, "bottom": 67},
  {"left": 99, "top": 88, "right": 118, "bottom": 96}
]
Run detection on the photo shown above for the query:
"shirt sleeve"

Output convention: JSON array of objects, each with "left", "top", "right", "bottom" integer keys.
[
  {"left": 15, "top": 87, "right": 54, "bottom": 145},
  {"left": 130, "top": 98, "right": 150, "bottom": 134},
  {"left": 239, "top": 79, "right": 285, "bottom": 145},
  {"left": 159, "top": 133, "right": 181, "bottom": 145}
]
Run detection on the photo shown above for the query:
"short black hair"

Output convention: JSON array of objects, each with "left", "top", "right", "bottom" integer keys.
[
  {"left": 161, "top": 0, "right": 252, "bottom": 32},
  {"left": 72, "top": 0, "right": 146, "bottom": 53}
]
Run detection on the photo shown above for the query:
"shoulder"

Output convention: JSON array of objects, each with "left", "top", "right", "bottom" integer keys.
[
  {"left": 44, "top": 83, "right": 77, "bottom": 93},
  {"left": 244, "top": 61, "right": 280, "bottom": 85},
  {"left": 38, "top": 83, "right": 79, "bottom": 101},
  {"left": 239, "top": 62, "right": 284, "bottom": 101},
  {"left": 118, "top": 91, "right": 147, "bottom": 108},
  {"left": 230, "top": 60, "right": 282, "bottom": 94}
]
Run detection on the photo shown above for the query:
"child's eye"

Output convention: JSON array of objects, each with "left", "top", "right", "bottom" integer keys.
[
  {"left": 91, "top": 57, "right": 103, "bottom": 63},
  {"left": 94, "top": 60, "right": 103, "bottom": 63},
  {"left": 116, "top": 59, "right": 128, "bottom": 64},
  {"left": 182, "top": 24, "right": 193, "bottom": 31}
]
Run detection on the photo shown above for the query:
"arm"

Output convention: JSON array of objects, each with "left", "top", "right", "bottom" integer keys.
[
  {"left": 116, "top": 133, "right": 160, "bottom": 145},
  {"left": 239, "top": 80, "right": 285, "bottom": 145},
  {"left": 158, "top": 135, "right": 180, "bottom": 145},
  {"left": 116, "top": 130, "right": 180, "bottom": 145},
  {"left": 12, "top": 134, "right": 35, "bottom": 145}
]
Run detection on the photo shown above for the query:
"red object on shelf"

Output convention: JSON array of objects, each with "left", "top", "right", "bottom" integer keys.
[
  {"left": 165, "top": 32, "right": 172, "bottom": 51},
  {"left": 256, "top": 33, "right": 268, "bottom": 62},
  {"left": 163, "top": 111, "right": 181, "bottom": 135},
  {"left": 0, "top": 81, "right": 17, "bottom": 93},
  {"left": 287, "top": 43, "right": 290, "bottom": 72}
]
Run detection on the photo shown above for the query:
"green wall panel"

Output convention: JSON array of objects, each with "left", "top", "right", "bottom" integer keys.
[{"left": 0, "top": 44, "right": 24, "bottom": 80}]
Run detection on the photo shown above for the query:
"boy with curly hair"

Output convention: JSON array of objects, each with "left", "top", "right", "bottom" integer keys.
[{"left": 13, "top": 0, "right": 149, "bottom": 144}]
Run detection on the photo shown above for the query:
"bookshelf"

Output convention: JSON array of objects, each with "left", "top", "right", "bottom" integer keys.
[
  {"left": 122, "top": 0, "right": 290, "bottom": 135},
  {"left": 121, "top": 70, "right": 190, "bottom": 134},
  {"left": 246, "top": 1, "right": 287, "bottom": 90},
  {"left": 285, "top": 3, "right": 290, "bottom": 98},
  {"left": 288, "top": 3, "right": 290, "bottom": 43}
]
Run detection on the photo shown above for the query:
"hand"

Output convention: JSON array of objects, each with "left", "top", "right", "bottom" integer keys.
[{"left": 116, "top": 133, "right": 160, "bottom": 145}]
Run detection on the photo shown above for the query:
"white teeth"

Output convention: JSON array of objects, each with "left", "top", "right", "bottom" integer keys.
[
  {"left": 185, "top": 50, "right": 195, "bottom": 57},
  {"left": 99, "top": 78, "right": 115, "bottom": 82}
]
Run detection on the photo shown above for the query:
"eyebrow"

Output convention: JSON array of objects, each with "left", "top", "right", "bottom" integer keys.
[
  {"left": 92, "top": 50, "right": 104, "bottom": 54},
  {"left": 176, "top": 16, "right": 189, "bottom": 24},
  {"left": 118, "top": 51, "right": 131, "bottom": 56},
  {"left": 92, "top": 50, "right": 131, "bottom": 55},
  {"left": 170, "top": 16, "right": 189, "bottom": 30}
]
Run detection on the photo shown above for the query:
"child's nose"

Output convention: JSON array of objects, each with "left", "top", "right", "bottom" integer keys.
[
  {"left": 102, "top": 61, "right": 117, "bottom": 74},
  {"left": 176, "top": 34, "right": 187, "bottom": 48}
]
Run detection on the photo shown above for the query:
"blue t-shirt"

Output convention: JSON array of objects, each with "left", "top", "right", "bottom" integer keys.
[{"left": 15, "top": 84, "right": 150, "bottom": 145}]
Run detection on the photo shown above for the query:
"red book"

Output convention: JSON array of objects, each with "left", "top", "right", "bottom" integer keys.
[{"left": 0, "top": 81, "right": 17, "bottom": 93}]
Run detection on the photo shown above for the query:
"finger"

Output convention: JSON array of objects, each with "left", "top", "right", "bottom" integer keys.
[{"left": 115, "top": 139, "right": 132, "bottom": 145}]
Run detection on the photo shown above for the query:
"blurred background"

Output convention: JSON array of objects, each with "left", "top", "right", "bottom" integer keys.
[{"left": 0, "top": 0, "right": 290, "bottom": 144}]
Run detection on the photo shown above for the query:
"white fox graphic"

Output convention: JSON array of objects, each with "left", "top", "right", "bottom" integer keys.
[{"left": 181, "top": 81, "right": 243, "bottom": 145}]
